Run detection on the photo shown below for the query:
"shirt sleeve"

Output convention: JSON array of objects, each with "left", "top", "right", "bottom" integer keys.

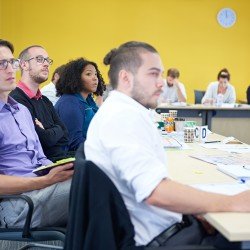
[
  {"left": 179, "top": 83, "right": 187, "bottom": 99},
  {"left": 34, "top": 100, "right": 67, "bottom": 148},
  {"left": 227, "top": 85, "right": 236, "bottom": 103},
  {"left": 23, "top": 106, "right": 52, "bottom": 166},
  {"left": 11, "top": 91, "right": 67, "bottom": 148},
  {"left": 41, "top": 89, "right": 57, "bottom": 105},
  {"left": 202, "top": 83, "right": 213, "bottom": 103},
  {"left": 99, "top": 111, "right": 168, "bottom": 203}
]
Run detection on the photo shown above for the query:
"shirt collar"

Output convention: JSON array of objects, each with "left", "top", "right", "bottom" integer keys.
[
  {"left": 18, "top": 81, "right": 42, "bottom": 100},
  {"left": 0, "top": 96, "right": 20, "bottom": 112},
  {"left": 110, "top": 90, "right": 150, "bottom": 114},
  {"left": 74, "top": 93, "right": 92, "bottom": 103}
]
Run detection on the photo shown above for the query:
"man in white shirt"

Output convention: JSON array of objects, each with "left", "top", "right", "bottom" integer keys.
[
  {"left": 85, "top": 41, "right": 250, "bottom": 248},
  {"left": 158, "top": 68, "right": 187, "bottom": 103},
  {"left": 41, "top": 64, "right": 65, "bottom": 105}
]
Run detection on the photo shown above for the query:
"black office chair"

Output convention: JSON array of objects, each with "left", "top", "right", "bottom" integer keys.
[
  {"left": 247, "top": 86, "right": 250, "bottom": 104},
  {"left": 64, "top": 147, "right": 216, "bottom": 250},
  {"left": 0, "top": 194, "right": 65, "bottom": 250},
  {"left": 194, "top": 90, "right": 206, "bottom": 104}
]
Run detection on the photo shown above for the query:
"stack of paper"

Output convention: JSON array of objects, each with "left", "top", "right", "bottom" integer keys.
[{"left": 217, "top": 164, "right": 250, "bottom": 181}]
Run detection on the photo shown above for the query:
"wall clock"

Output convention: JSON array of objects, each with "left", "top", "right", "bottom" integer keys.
[{"left": 217, "top": 8, "right": 236, "bottom": 28}]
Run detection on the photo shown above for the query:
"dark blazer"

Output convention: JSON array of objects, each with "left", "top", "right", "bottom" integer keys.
[{"left": 64, "top": 146, "right": 143, "bottom": 250}]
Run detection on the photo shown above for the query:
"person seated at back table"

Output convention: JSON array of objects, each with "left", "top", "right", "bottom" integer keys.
[
  {"left": 10, "top": 45, "right": 71, "bottom": 162},
  {"left": 0, "top": 39, "right": 73, "bottom": 228},
  {"left": 202, "top": 68, "right": 236, "bottom": 105},
  {"left": 55, "top": 58, "right": 106, "bottom": 151},
  {"left": 158, "top": 68, "right": 187, "bottom": 104},
  {"left": 41, "top": 64, "right": 66, "bottom": 105}
]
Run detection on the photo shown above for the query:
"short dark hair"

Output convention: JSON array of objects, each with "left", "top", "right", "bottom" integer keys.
[
  {"left": 19, "top": 45, "right": 44, "bottom": 75},
  {"left": 217, "top": 68, "right": 230, "bottom": 81},
  {"left": 0, "top": 39, "right": 14, "bottom": 53},
  {"left": 103, "top": 41, "right": 158, "bottom": 89},
  {"left": 51, "top": 64, "right": 66, "bottom": 82},
  {"left": 167, "top": 68, "right": 180, "bottom": 78},
  {"left": 56, "top": 57, "right": 106, "bottom": 96},
  {"left": 19, "top": 45, "right": 44, "bottom": 61}
]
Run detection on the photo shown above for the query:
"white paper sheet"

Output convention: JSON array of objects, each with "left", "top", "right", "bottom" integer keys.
[{"left": 192, "top": 183, "right": 250, "bottom": 195}]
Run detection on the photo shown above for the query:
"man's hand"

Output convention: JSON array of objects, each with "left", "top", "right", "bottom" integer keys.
[
  {"left": 44, "top": 163, "right": 74, "bottom": 185},
  {"left": 35, "top": 118, "right": 45, "bottom": 129}
]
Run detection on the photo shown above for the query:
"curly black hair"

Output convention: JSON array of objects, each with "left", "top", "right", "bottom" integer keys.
[{"left": 56, "top": 57, "right": 106, "bottom": 96}]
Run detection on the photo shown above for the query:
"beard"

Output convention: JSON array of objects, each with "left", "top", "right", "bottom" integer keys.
[
  {"left": 131, "top": 78, "right": 160, "bottom": 109},
  {"left": 29, "top": 72, "right": 48, "bottom": 84},
  {"left": 167, "top": 82, "right": 173, "bottom": 87}
]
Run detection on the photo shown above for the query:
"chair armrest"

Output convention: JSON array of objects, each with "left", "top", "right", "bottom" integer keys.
[{"left": 0, "top": 194, "right": 34, "bottom": 238}]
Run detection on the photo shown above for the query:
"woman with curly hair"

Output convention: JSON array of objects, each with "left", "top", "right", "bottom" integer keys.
[{"left": 55, "top": 58, "right": 106, "bottom": 151}]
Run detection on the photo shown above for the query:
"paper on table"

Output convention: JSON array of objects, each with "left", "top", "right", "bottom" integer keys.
[
  {"left": 220, "top": 103, "right": 235, "bottom": 108},
  {"left": 190, "top": 154, "right": 250, "bottom": 165},
  {"left": 221, "top": 148, "right": 250, "bottom": 154},
  {"left": 192, "top": 183, "right": 250, "bottom": 195},
  {"left": 200, "top": 143, "right": 250, "bottom": 150},
  {"left": 162, "top": 137, "right": 187, "bottom": 149},
  {"left": 217, "top": 164, "right": 250, "bottom": 180},
  {"left": 171, "top": 102, "right": 187, "bottom": 107},
  {"left": 162, "top": 132, "right": 191, "bottom": 150}
]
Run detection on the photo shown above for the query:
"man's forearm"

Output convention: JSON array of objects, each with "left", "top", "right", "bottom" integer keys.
[
  {"left": 176, "top": 86, "right": 187, "bottom": 102},
  {"left": 0, "top": 175, "right": 49, "bottom": 195},
  {"left": 146, "top": 179, "right": 233, "bottom": 214}
]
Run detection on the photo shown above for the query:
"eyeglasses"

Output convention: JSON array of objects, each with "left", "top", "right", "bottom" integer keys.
[
  {"left": 0, "top": 59, "right": 20, "bottom": 70},
  {"left": 26, "top": 55, "right": 53, "bottom": 65}
]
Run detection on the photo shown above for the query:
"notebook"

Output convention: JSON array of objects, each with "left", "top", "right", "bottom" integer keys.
[
  {"left": 217, "top": 164, "right": 250, "bottom": 180},
  {"left": 33, "top": 157, "right": 75, "bottom": 176}
]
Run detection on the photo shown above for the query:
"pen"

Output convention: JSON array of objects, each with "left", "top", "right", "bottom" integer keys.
[
  {"left": 243, "top": 165, "right": 250, "bottom": 170},
  {"left": 205, "top": 141, "right": 221, "bottom": 144},
  {"left": 240, "top": 178, "right": 250, "bottom": 183}
]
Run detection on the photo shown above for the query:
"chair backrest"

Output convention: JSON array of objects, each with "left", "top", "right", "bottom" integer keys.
[
  {"left": 64, "top": 149, "right": 141, "bottom": 250},
  {"left": 247, "top": 86, "right": 250, "bottom": 104},
  {"left": 194, "top": 90, "right": 206, "bottom": 104}
]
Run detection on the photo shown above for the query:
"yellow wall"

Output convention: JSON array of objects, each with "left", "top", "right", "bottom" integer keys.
[
  {"left": 1, "top": 0, "right": 250, "bottom": 102},
  {"left": 0, "top": 4, "right": 1, "bottom": 35}
]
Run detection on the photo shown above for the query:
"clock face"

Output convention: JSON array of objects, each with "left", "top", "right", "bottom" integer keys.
[{"left": 217, "top": 8, "right": 236, "bottom": 28}]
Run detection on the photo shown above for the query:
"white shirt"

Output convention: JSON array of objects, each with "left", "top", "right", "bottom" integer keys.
[
  {"left": 85, "top": 90, "right": 182, "bottom": 246},
  {"left": 159, "top": 80, "right": 187, "bottom": 103},
  {"left": 202, "top": 81, "right": 236, "bottom": 104},
  {"left": 41, "top": 82, "right": 59, "bottom": 105}
]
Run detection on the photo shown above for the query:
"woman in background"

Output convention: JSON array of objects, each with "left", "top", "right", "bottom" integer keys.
[
  {"left": 202, "top": 68, "right": 236, "bottom": 105},
  {"left": 55, "top": 58, "right": 105, "bottom": 151}
]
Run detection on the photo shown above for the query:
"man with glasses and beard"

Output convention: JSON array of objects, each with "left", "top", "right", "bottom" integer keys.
[
  {"left": 0, "top": 39, "right": 73, "bottom": 228},
  {"left": 10, "top": 45, "right": 72, "bottom": 162}
]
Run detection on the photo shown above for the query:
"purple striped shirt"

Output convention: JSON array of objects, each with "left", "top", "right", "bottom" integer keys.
[{"left": 0, "top": 96, "right": 52, "bottom": 176}]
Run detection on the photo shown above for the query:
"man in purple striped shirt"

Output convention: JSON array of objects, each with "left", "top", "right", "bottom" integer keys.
[{"left": 0, "top": 39, "right": 73, "bottom": 228}]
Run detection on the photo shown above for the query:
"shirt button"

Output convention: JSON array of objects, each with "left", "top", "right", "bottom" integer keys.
[{"left": 16, "top": 145, "right": 22, "bottom": 150}]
